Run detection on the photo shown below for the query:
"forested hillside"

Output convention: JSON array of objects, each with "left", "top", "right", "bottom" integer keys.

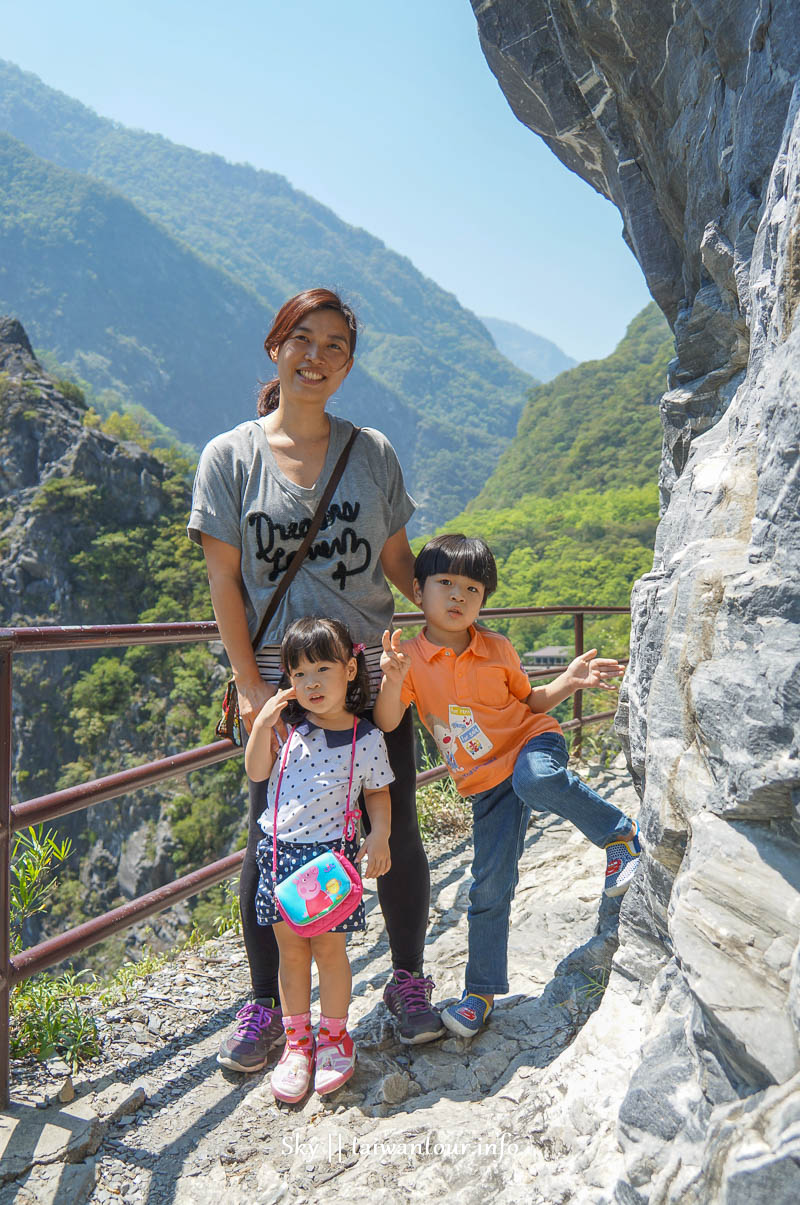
[
  {"left": 0, "top": 59, "right": 533, "bottom": 531},
  {"left": 435, "top": 305, "right": 673, "bottom": 660},
  {"left": 469, "top": 304, "right": 672, "bottom": 510}
]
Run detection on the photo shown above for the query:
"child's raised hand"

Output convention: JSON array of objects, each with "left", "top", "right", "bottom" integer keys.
[
  {"left": 380, "top": 629, "right": 411, "bottom": 685},
  {"left": 244, "top": 684, "right": 296, "bottom": 779},
  {"left": 564, "top": 649, "right": 624, "bottom": 691},
  {"left": 252, "top": 684, "right": 296, "bottom": 731},
  {"left": 356, "top": 831, "right": 391, "bottom": 879}
]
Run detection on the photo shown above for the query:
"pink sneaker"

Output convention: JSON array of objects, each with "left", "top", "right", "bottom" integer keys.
[
  {"left": 270, "top": 1041, "right": 315, "bottom": 1103},
  {"left": 314, "top": 1031, "right": 356, "bottom": 1095}
]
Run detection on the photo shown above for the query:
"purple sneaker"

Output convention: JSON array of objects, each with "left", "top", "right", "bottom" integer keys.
[
  {"left": 383, "top": 971, "right": 445, "bottom": 1044},
  {"left": 217, "top": 998, "right": 284, "bottom": 1072}
]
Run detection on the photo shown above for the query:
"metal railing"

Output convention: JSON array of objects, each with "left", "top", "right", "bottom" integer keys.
[{"left": 0, "top": 604, "right": 627, "bottom": 1105}]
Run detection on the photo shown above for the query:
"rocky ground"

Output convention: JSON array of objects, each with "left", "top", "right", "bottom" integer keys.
[{"left": 1, "top": 760, "right": 639, "bottom": 1205}]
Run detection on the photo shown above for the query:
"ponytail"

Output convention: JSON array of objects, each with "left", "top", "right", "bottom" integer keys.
[{"left": 257, "top": 378, "right": 280, "bottom": 414}]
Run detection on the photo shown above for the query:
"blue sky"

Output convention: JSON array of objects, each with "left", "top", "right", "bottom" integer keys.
[{"left": 2, "top": 0, "right": 652, "bottom": 361}]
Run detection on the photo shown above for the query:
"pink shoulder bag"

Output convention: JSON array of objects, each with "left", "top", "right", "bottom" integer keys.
[{"left": 271, "top": 719, "right": 363, "bottom": 936}]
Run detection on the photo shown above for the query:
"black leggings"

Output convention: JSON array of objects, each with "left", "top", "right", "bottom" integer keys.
[{"left": 238, "top": 707, "right": 430, "bottom": 999}]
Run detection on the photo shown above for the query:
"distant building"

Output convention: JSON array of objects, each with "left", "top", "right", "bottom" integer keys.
[{"left": 526, "top": 646, "right": 570, "bottom": 666}]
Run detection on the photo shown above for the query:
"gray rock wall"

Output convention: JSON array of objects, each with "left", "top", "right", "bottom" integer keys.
[{"left": 471, "top": 2, "right": 800, "bottom": 1200}]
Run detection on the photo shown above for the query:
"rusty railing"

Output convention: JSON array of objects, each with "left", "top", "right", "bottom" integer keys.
[{"left": 0, "top": 604, "right": 627, "bottom": 1105}]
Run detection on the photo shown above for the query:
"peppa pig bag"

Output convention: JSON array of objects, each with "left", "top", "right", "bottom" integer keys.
[{"left": 271, "top": 721, "right": 363, "bottom": 936}]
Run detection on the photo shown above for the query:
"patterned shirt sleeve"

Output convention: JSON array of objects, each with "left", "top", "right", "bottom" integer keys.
[{"left": 360, "top": 728, "right": 395, "bottom": 790}]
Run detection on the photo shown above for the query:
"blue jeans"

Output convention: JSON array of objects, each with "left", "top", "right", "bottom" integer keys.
[{"left": 465, "top": 732, "right": 631, "bottom": 995}]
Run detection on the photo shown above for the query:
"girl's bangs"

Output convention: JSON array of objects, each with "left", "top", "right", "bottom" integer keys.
[{"left": 282, "top": 622, "right": 349, "bottom": 670}]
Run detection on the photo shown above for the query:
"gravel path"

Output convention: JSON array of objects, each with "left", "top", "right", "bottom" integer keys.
[{"left": 2, "top": 760, "right": 639, "bottom": 1204}]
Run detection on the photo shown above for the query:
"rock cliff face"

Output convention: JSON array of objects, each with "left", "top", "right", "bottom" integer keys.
[
  {"left": 0, "top": 318, "right": 173, "bottom": 625},
  {"left": 472, "top": 3, "right": 800, "bottom": 1201},
  {"left": 0, "top": 320, "right": 203, "bottom": 940}
]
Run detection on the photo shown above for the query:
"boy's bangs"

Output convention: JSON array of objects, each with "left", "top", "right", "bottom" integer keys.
[
  {"left": 426, "top": 545, "right": 486, "bottom": 582},
  {"left": 415, "top": 534, "right": 497, "bottom": 595}
]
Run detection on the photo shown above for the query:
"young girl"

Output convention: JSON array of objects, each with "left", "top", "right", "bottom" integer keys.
[{"left": 246, "top": 616, "right": 393, "bottom": 1103}]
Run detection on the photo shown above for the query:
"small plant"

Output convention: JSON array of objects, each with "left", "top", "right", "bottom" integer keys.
[
  {"left": 414, "top": 746, "right": 471, "bottom": 840},
  {"left": 182, "top": 879, "right": 242, "bottom": 941},
  {"left": 214, "top": 879, "right": 242, "bottom": 936},
  {"left": 10, "top": 826, "right": 73, "bottom": 953},
  {"left": 9, "top": 827, "right": 100, "bottom": 1066},
  {"left": 55, "top": 378, "right": 87, "bottom": 406},
  {"left": 82, "top": 406, "right": 102, "bottom": 428},
  {"left": 10, "top": 975, "right": 100, "bottom": 1068},
  {"left": 578, "top": 965, "right": 609, "bottom": 1000},
  {"left": 97, "top": 943, "right": 172, "bottom": 1007}
]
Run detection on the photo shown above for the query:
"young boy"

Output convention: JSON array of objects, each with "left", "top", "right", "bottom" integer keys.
[{"left": 375, "top": 534, "right": 641, "bottom": 1039}]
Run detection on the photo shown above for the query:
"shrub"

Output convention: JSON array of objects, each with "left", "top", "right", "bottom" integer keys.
[{"left": 9, "top": 827, "right": 100, "bottom": 1067}]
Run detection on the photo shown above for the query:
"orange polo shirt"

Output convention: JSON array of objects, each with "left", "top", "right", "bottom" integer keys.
[{"left": 399, "top": 625, "right": 562, "bottom": 796}]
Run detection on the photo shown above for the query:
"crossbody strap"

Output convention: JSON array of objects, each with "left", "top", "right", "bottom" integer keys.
[
  {"left": 251, "top": 425, "right": 360, "bottom": 652},
  {"left": 271, "top": 718, "right": 361, "bottom": 874}
]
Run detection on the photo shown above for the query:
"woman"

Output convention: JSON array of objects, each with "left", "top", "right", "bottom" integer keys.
[{"left": 188, "top": 288, "right": 442, "bottom": 1069}]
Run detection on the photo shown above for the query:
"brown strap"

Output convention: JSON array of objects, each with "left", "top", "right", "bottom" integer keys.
[{"left": 250, "top": 425, "right": 361, "bottom": 651}]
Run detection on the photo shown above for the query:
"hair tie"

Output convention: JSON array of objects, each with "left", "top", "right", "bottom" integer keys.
[{"left": 352, "top": 642, "right": 366, "bottom": 655}]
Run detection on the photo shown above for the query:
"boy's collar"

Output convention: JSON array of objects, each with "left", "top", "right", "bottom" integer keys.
[
  {"left": 417, "top": 625, "right": 491, "bottom": 661},
  {"left": 294, "top": 716, "right": 373, "bottom": 746}
]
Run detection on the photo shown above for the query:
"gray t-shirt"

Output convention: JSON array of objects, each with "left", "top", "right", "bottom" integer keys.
[{"left": 188, "top": 415, "right": 415, "bottom": 647}]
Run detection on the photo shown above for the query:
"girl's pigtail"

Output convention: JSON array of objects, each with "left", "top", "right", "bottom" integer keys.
[{"left": 346, "top": 642, "right": 371, "bottom": 715}]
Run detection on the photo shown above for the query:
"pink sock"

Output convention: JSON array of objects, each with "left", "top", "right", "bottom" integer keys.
[
  {"left": 282, "top": 1011, "right": 313, "bottom": 1049},
  {"left": 318, "top": 1014, "right": 348, "bottom": 1045}
]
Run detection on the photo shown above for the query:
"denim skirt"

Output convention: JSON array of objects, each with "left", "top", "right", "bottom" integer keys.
[{"left": 254, "top": 834, "right": 365, "bottom": 932}]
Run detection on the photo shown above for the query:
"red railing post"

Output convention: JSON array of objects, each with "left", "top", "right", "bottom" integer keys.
[
  {"left": 572, "top": 612, "right": 584, "bottom": 760},
  {"left": 0, "top": 633, "right": 14, "bottom": 1110}
]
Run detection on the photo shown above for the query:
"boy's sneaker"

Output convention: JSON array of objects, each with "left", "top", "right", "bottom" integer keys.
[
  {"left": 442, "top": 992, "right": 493, "bottom": 1038},
  {"left": 383, "top": 970, "right": 445, "bottom": 1044},
  {"left": 604, "top": 822, "right": 642, "bottom": 897},
  {"left": 315, "top": 1031, "right": 356, "bottom": 1095},
  {"left": 271, "top": 1040, "right": 315, "bottom": 1104},
  {"left": 217, "top": 997, "right": 284, "bottom": 1072}
]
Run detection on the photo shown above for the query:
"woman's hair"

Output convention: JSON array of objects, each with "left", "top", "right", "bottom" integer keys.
[
  {"left": 256, "top": 288, "right": 358, "bottom": 415},
  {"left": 413, "top": 534, "right": 498, "bottom": 599},
  {"left": 280, "top": 616, "right": 371, "bottom": 718}
]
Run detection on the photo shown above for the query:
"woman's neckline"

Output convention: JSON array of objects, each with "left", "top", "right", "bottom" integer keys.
[{"left": 257, "top": 414, "right": 347, "bottom": 494}]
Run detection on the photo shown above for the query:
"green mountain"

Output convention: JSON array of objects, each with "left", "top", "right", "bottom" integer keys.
[
  {"left": 0, "top": 59, "right": 534, "bottom": 531},
  {"left": 0, "top": 131, "right": 419, "bottom": 467},
  {"left": 480, "top": 315, "right": 576, "bottom": 381},
  {"left": 433, "top": 304, "right": 673, "bottom": 664},
  {"left": 468, "top": 304, "right": 672, "bottom": 510}
]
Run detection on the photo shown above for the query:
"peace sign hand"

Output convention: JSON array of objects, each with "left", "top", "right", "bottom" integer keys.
[{"left": 380, "top": 628, "right": 411, "bottom": 686}]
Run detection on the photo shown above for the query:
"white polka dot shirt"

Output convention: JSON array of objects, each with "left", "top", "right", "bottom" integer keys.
[{"left": 257, "top": 717, "right": 394, "bottom": 844}]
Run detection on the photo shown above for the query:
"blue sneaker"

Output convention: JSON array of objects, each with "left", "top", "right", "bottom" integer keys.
[
  {"left": 441, "top": 992, "right": 493, "bottom": 1038},
  {"left": 604, "top": 821, "right": 641, "bottom": 897}
]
